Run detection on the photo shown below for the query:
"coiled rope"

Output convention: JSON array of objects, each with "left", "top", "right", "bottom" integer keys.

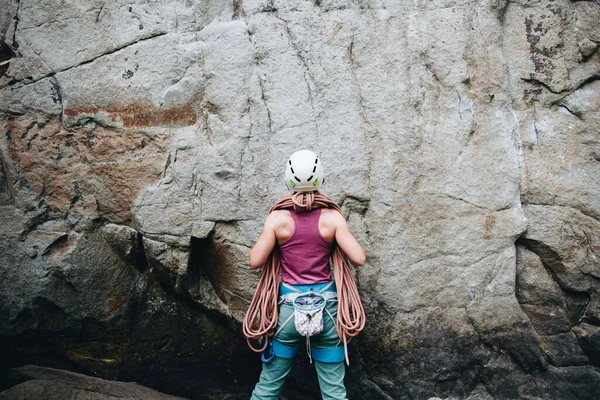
[{"left": 243, "top": 192, "right": 366, "bottom": 365}]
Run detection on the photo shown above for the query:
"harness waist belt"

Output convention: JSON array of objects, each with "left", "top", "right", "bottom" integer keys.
[
  {"left": 279, "top": 291, "right": 338, "bottom": 303},
  {"left": 279, "top": 281, "right": 337, "bottom": 304},
  {"left": 280, "top": 281, "right": 335, "bottom": 294}
]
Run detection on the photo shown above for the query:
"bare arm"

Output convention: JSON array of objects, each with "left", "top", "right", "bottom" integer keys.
[
  {"left": 249, "top": 214, "right": 277, "bottom": 269},
  {"left": 334, "top": 213, "right": 366, "bottom": 266}
]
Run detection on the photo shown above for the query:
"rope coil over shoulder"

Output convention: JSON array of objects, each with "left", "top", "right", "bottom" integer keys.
[{"left": 242, "top": 192, "right": 366, "bottom": 365}]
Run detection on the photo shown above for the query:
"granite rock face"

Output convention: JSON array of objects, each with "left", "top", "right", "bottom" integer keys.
[
  {"left": 1, "top": 0, "right": 599, "bottom": 399},
  {"left": 0, "top": 365, "right": 185, "bottom": 400}
]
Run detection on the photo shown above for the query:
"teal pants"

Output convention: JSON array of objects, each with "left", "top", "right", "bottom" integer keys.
[{"left": 251, "top": 301, "right": 348, "bottom": 400}]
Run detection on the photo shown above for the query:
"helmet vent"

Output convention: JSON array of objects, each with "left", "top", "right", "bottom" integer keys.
[
  {"left": 312, "top": 166, "right": 316, "bottom": 173},
  {"left": 290, "top": 167, "right": 295, "bottom": 174},
  {"left": 294, "top": 176, "right": 301, "bottom": 182},
  {"left": 307, "top": 175, "right": 314, "bottom": 182}
]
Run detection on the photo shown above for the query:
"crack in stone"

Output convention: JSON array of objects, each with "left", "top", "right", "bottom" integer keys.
[
  {"left": 275, "top": 15, "right": 320, "bottom": 137},
  {"left": 9, "top": 0, "right": 22, "bottom": 52},
  {"left": 521, "top": 77, "right": 564, "bottom": 95},
  {"left": 49, "top": 76, "right": 65, "bottom": 122},
  {"left": 237, "top": 125, "right": 251, "bottom": 200},
  {"left": 11, "top": 32, "right": 169, "bottom": 87},
  {"left": 164, "top": 62, "right": 194, "bottom": 98},
  {"left": 0, "top": 148, "right": 17, "bottom": 206},
  {"left": 246, "top": 23, "right": 274, "bottom": 135},
  {"left": 96, "top": 3, "right": 106, "bottom": 23},
  {"left": 345, "top": 38, "right": 376, "bottom": 198},
  {"left": 18, "top": 15, "right": 93, "bottom": 32},
  {"left": 347, "top": 40, "right": 373, "bottom": 130},
  {"left": 422, "top": 191, "right": 492, "bottom": 211},
  {"left": 556, "top": 103, "right": 582, "bottom": 119}
]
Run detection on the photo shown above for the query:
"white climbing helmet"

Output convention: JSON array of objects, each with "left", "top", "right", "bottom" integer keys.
[{"left": 285, "top": 150, "right": 324, "bottom": 192}]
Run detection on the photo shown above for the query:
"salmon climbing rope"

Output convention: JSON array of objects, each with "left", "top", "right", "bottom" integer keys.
[{"left": 243, "top": 192, "right": 366, "bottom": 365}]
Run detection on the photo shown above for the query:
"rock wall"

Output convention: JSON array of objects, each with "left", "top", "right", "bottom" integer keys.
[
  {"left": 1, "top": 365, "right": 186, "bottom": 400},
  {"left": 1, "top": 0, "right": 599, "bottom": 399}
]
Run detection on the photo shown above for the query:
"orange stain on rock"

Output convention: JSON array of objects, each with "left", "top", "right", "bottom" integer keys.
[
  {"left": 2, "top": 114, "right": 169, "bottom": 223},
  {"left": 64, "top": 102, "right": 197, "bottom": 128}
]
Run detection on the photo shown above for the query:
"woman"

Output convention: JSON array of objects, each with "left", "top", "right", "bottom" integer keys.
[{"left": 245, "top": 150, "right": 366, "bottom": 400}]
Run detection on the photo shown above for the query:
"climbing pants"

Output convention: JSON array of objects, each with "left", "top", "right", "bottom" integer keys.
[{"left": 251, "top": 300, "right": 348, "bottom": 400}]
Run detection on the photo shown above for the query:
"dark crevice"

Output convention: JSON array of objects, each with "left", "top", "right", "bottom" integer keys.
[
  {"left": 517, "top": 237, "right": 564, "bottom": 282},
  {"left": 10, "top": 0, "right": 22, "bottom": 51},
  {"left": 557, "top": 103, "right": 583, "bottom": 120},
  {"left": 521, "top": 77, "right": 565, "bottom": 95},
  {"left": 131, "top": 232, "right": 149, "bottom": 272},
  {"left": 102, "top": 225, "right": 149, "bottom": 272},
  {"left": 495, "top": 0, "right": 510, "bottom": 24},
  {"left": 29, "top": 296, "right": 69, "bottom": 331},
  {"left": 95, "top": 3, "right": 105, "bottom": 23},
  {"left": 571, "top": 75, "right": 600, "bottom": 93},
  {"left": 0, "top": 43, "right": 16, "bottom": 77},
  {"left": 158, "top": 274, "right": 239, "bottom": 333},
  {"left": 0, "top": 152, "right": 15, "bottom": 206},
  {"left": 49, "top": 77, "right": 64, "bottom": 123},
  {"left": 563, "top": 289, "right": 592, "bottom": 326},
  {"left": 41, "top": 234, "right": 70, "bottom": 258},
  {"left": 187, "top": 231, "right": 236, "bottom": 310},
  {"left": 187, "top": 234, "right": 214, "bottom": 298},
  {"left": 162, "top": 153, "right": 171, "bottom": 178},
  {"left": 68, "top": 182, "right": 81, "bottom": 209},
  {"left": 247, "top": 24, "right": 274, "bottom": 135},
  {"left": 18, "top": 210, "right": 52, "bottom": 241},
  {"left": 517, "top": 237, "right": 592, "bottom": 327}
]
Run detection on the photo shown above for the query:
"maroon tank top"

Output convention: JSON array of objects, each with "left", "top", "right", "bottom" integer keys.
[{"left": 279, "top": 209, "right": 333, "bottom": 285}]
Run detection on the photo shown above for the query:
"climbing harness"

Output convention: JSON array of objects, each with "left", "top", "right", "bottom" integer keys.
[
  {"left": 275, "top": 282, "right": 335, "bottom": 363},
  {"left": 243, "top": 192, "right": 366, "bottom": 365}
]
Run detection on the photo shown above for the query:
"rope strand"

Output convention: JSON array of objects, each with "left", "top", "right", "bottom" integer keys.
[{"left": 242, "top": 192, "right": 366, "bottom": 365}]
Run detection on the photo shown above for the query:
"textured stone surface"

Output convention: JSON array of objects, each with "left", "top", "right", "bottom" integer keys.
[
  {"left": 1, "top": 0, "right": 600, "bottom": 399},
  {"left": 0, "top": 365, "right": 185, "bottom": 400}
]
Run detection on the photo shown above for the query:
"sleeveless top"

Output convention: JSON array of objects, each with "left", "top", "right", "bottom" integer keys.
[{"left": 279, "top": 209, "right": 333, "bottom": 285}]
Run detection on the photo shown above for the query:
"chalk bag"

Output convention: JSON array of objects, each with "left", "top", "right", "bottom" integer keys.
[{"left": 292, "top": 291, "right": 327, "bottom": 337}]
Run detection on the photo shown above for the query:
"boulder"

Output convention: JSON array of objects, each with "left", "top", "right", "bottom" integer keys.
[{"left": 0, "top": 365, "right": 185, "bottom": 400}]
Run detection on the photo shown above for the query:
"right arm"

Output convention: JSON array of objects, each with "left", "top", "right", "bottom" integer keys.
[
  {"left": 249, "top": 213, "right": 278, "bottom": 269},
  {"left": 333, "top": 212, "right": 366, "bottom": 266}
]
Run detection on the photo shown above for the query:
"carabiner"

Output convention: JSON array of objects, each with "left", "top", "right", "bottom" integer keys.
[{"left": 261, "top": 339, "right": 275, "bottom": 363}]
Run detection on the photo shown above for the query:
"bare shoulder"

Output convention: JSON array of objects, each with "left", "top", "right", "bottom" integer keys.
[
  {"left": 320, "top": 208, "right": 346, "bottom": 226},
  {"left": 266, "top": 209, "right": 292, "bottom": 227},
  {"left": 269, "top": 209, "right": 292, "bottom": 220}
]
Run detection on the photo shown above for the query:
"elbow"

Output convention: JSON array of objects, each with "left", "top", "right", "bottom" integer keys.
[
  {"left": 355, "top": 255, "right": 367, "bottom": 267},
  {"left": 249, "top": 258, "right": 259, "bottom": 270},
  {"left": 249, "top": 252, "right": 263, "bottom": 269},
  {"left": 249, "top": 260, "right": 262, "bottom": 270},
  {"left": 351, "top": 251, "right": 366, "bottom": 267}
]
